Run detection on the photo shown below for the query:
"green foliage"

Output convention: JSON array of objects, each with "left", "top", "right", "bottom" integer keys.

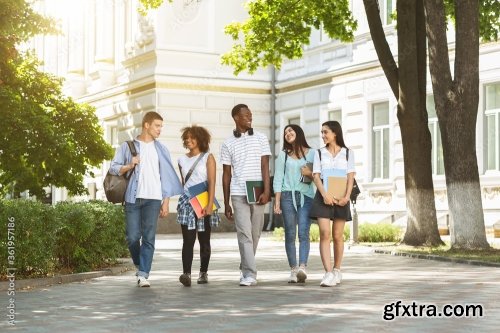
[
  {"left": 0, "top": 1, "right": 114, "bottom": 198},
  {"left": 221, "top": 0, "right": 357, "bottom": 74},
  {"left": 0, "top": 200, "right": 57, "bottom": 277},
  {"left": 54, "top": 201, "right": 127, "bottom": 272},
  {"left": 358, "top": 223, "right": 401, "bottom": 243},
  {"left": 272, "top": 222, "right": 356, "bottom": 242},
  {"left": 444, "top": 0, "right": 500, "bottom": 42},
  {"left": 138, "top": 0, "right": 170, "bottom": 15},
  {"left": 0, "top": 200, "right": 127, "bottom": 279}
]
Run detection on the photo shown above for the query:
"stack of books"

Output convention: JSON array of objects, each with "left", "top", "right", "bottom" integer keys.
[{"left": 187, "top": 181, "right": 220, "bottom": 218}]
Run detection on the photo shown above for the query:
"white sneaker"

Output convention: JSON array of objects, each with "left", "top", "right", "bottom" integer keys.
[
  {"left": 320, "top": 272, "right": 336, "bottom": 287},
  {"left": 333, "top": 268, "right": 342, "bottom": 284},
  {"left": 239, "top": 276, "right": 257, "bottom": 286},
  {"left": 288, "top": 268, "right": 298, "bottom": 283},
  {"left": 296, "top": 267, "right": 307, "bottom": 283},
  {"left": 137, "top": 276, "right": 150, "bottom": 287}
]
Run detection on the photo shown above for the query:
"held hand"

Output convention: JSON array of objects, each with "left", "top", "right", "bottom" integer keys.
[
  {"left": 323, "top": 194, "right": 336, "bottom": 206},
  {"left": 129, "top": 155, "right": 141, "bottom": 169},
  {"left": 202, "top": 204, "right": 214, "bottom": 216},
  {"left": 337, "top": 197, "right": 349, "bottom": 207},
  {"left": 225, "top": 205, "right": 234, "bottom": 221},
  {"left": 300, "top": 165, "right": 312, "bottom": 177},
  {"left": 159, "top": 201, "right": 169, "bottom": 217},
  {"left": 258, "top": 191, "right": 271, "bottom": 205},
  {"left": 274, "top": 202, "right": 282, "bottom": 214}
]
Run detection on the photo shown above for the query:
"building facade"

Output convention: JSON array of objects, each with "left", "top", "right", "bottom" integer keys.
[{"left": 32, "top": 0, "right": 500, "bottom": 229}]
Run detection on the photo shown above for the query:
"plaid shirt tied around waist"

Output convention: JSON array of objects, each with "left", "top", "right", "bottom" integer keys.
[{"left": 176, "top": 193, "right": 220, "bottom": 231}]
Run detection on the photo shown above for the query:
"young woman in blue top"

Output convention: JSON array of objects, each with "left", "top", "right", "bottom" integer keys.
[{"left": 273, "top": 124, "right": 315, "bottom": 283}]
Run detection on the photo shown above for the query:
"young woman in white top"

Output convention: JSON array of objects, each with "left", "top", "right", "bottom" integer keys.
[
  {"left": 310, "top": 121, "right": 356, "bottom": 287},
  {"left": 176, "top": 125, "right": 220, "bottom": 286}
]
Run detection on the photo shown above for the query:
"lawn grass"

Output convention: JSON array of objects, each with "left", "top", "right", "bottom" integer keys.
[{"left": 370, "top": 242, "right": 500, "bottom": 264}]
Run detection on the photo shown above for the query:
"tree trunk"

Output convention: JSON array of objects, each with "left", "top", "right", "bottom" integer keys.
[
  {"left": 364, "top": 0, "right": 442, "bottom": 245},
  {"left": 425, "top": 0, "right": 489, "bottom": 249},
  {"left": 398, "top": 0, "right": 442, "bottom": 246}
]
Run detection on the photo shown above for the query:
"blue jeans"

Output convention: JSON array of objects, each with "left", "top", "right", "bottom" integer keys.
[
  {"left": 125, "top": 199, "right": 162, "bottom": 278},
  {"left": 280, "top": 191, "right": 313, "bottom": 268}
]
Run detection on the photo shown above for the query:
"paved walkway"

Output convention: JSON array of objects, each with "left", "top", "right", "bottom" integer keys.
[{"left": 2, "top": 232, "right": 499, "bottom": 332}]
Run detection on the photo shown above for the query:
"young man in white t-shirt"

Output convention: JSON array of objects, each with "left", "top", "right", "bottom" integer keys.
[
  {"left": 220, "top": 104, "right": 272, "bottom": 286},
  {"left": 110, "top": 112, "right": 183, "bottom": 287}
]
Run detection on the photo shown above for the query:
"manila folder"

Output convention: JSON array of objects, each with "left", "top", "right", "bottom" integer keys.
[{"left": 327, "top": 177, "right": 347, "bottom": 199}]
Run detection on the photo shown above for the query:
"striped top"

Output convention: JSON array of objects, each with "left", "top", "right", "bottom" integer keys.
[{"left": 220, "top": 130, "right": 271, "bottom": 195}]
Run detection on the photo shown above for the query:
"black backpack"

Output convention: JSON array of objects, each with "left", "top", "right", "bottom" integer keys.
[{"left": 318, "top": 148, "right": 361, "bottom": 204}]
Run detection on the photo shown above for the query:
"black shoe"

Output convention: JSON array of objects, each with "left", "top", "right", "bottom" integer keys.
[
  {"left": 197, "top": 272, "right": 208, "bottom": 284},
  {"left": 179, "top": 273, "right": 191, "bottom": 286}
]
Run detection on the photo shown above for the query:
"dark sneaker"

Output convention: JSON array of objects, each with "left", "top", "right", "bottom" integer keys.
[
  {"left": 197, "top": 272, "right": 208, "bottom": 284},
  {"left": 179, "top": 273, "right": 191, "bottom": 287}
]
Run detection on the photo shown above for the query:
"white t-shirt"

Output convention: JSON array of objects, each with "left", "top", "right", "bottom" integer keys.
[
  {"left": 136, "top": 141, "right": 162, "bottom": 200},
  {"left": 313, "top": 147, "right": 356, "bottom": 177},
  {"left": 178, "top": 153, "right": 210, "bottom": 191},
  {"left": 220, "top": 131, "right": 272, "bottom": 195}
]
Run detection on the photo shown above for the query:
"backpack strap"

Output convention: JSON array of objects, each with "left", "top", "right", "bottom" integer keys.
[
  {"left": 284, "top": 151, "right": 288, "bottom": 176},
  {"left": 124, "top": 140, "right": 137, "bottom": 180},
  {"left": 126, "top": 140, "right": 137, "bottom": 157},
  {"left": 184, "top": 152, "right": 206, "bottom": 183}
]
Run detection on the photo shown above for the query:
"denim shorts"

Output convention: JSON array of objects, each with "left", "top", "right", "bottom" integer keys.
[{"left": 309, "top": 191, "right": 352, "bottom": 221}]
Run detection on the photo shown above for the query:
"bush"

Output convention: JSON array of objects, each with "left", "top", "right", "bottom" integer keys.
[
  {"left": 54, "top": 201, "right": 128, "bottom": 272},
  {"left": 358, "top": 223, "right": 401, "bottom": 242},
  {"left": 0, "top": 200, "right": 58, "bottom": 278},
  {"left": 272, "top": 222, "right": 400, "bottom": 243},
  {"left": 0, "top": 199, "right": 127, "bottom": 279},
  {"left": 273, "top": 223, "right": 349, "bottom": 242}
]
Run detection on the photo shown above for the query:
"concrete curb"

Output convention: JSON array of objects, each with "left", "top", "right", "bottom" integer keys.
[
  {"left": 374, "top": 249, "right": 500, "bottom": 267},
  {"left": 0, "top": 261, "right": 135, "bottom": 292}
]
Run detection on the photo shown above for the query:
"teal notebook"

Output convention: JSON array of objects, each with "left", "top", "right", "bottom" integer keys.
[{"left": 245, "top": 180, "right": 264, "bottom": 204}]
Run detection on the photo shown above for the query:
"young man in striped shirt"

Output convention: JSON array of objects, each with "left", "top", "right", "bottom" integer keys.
[{"left": 221, "top": 104, "right": 272, "bottom": 286}]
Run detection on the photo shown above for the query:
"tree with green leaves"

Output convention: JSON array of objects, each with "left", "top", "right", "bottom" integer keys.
[
  {"left": 139, "top": 0, "right": 500, "bottom": 249},
  {"left": 0, "top": 0, "right": 113, "bottom": 198}
]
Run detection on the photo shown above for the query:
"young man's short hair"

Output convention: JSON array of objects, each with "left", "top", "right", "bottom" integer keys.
[
  {"left": 142, "top": 111, "right": 163, "bottom": 127},
  {"left": 231, "top": 104, "right": 248, "bottom": 118}
]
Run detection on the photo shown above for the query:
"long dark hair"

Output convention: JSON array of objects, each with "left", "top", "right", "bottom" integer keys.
[
  {"left": 322, "top": 121, "right": 347, "bottom": 149},
  {"left": 282, "top": 124, "right": 311, "bottom": 158}
]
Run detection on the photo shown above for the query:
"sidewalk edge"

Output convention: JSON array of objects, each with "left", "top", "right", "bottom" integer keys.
[
  {"left": 374, "top": 249, "right": 500, "bottom": 267},
  {"left": 0, "top": 262, "right": 135, "bottom": 292}
]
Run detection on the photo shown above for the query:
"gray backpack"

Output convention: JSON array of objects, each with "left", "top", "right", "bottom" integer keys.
[{"left": 103, "top": 141, "right": 137, "bottom": 204}]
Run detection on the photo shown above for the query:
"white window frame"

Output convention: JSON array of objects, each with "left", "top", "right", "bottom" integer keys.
[
  {"left": 328, "top": 108, "right": 342, "bottom": 126},
  {"left": 381, "top": 0, "right": 395, "bottom": 26},
  {"left": 426, "top": 95, "right": 445, "bottom": 176},
  {"left": 372, "top": 102, "right": 390, "bottom": 180},
  {"left": 484, "top": 83, "right": 500, "bottom": 172}
]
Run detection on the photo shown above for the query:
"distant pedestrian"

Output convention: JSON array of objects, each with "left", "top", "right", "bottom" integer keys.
[
  {"left": 310, "top": 121, "right": 356, "bottom": 287},
  {"left": 177, "top": 125, "right": 220, "bottom": 286},
  {"left": 273, "top": 124, "right": 315, "bottom": 283},
  {"left": 221, "top": 104, "right": 272, "bottom": 286},
  {"left": 109, "top": 111, "right": 183, "bottom": 287}
]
